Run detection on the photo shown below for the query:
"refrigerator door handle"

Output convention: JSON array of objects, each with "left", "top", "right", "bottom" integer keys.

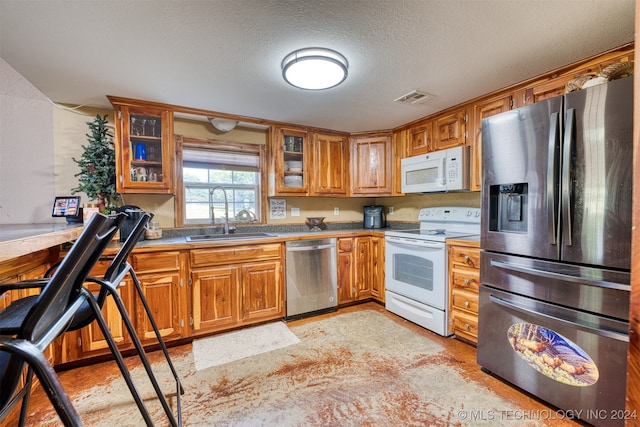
[
  {"left": 547, "top": 112, "right": 559, "bottom": 245},
  {"left": 488, "top": 294, "right": 629, "bottom": 343},
  {"left": 490, "top": 259, "right": 631, "bottom": 291},
  {"left": 561, "top": 108, "right": 575, "bottom": 246}
]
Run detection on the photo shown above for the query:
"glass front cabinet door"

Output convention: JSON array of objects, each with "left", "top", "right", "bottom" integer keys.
[
  {"left": 110, "top": 98, "right": 174, "bottom": 194},
  {"left": 269, "top": 127, "right": 308, "bottom": 195}
]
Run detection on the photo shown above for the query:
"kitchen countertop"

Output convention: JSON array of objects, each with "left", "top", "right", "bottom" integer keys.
[
  {"left": 0, "top": 223, "right": 401, "bottom": 261},
  {"left": 446, "top": 235, "right": 481, "bottom": 247},
  {"left": 111, "top": 228, "right": 389, "bottom": 252},
  {"left": 0, "top": 223, "right": 486, "bottom": 266},
  {"left": 0, "top": 223, "right": 482, "bottom": 261},
  {"left": 0, "top": 222, "right": 84, "bottom": 262}
]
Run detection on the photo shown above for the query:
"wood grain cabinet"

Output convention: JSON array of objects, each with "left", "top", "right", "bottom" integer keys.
[
  {"left": 448, "top": 241, "right": 481, "bottom": 345},
  {"left": 310, "top": 132, "right": 349, "bottom": 196},
  {"left": 108, "top": 97, "right": 175, "bottom": 194},
  {"left": 337, "top": 238, "right": 369, "bottom": 304},
  {"left": 130, "top": 251, "right": 186, "bottom": 344},
  {"left": 434, "top": 108, "right": 467, "bottom": 150},
  {"left": 70, "top": 250, "right": 187, "bottom": 362},
  {"left": 469, "top": 95, "right": 512, "bottom": 191},
  {"left": 519, "top": 46, "right": 634, "bottom": 105},
  {"left": 369, "top": 236, "right": 385, "bottom": 302},
  {"left": 71, "top": 258, "right": 132, "bottom": 361},
  {"left": 189, "top": 243, "right": 284, "bottom": 335},
  {"left": 349, "top": 133, "right": 393, "bottom": 196},
  {"left": 0, "top": 249, "right": 59, "bottom": 364},
  {"left": 391, "top": 129, "right": 407, "bottom": 195},
  {"left": 268, "top": 126, "right": 309, "bottom": 196},
  {"left": 407, "top": 122, "right": 433, "bottom": 156},
  {"left": 337, "top": 236, "right": 384, "bottom": 305}
]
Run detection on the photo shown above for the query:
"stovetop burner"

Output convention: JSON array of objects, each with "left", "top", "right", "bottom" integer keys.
[{"left": 385, "top": 207, "right": 481, "bottom": 242}]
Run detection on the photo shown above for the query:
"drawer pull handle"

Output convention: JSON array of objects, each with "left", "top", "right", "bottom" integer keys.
[
  {"left": 464, "top": 279, "right": 470, "bottom": 286},
  {"left": 465, "top": 323, "right": 471, "bottom": 330},
  {"left": 464, "top": 301, "right": 470, "bottom": 308}
]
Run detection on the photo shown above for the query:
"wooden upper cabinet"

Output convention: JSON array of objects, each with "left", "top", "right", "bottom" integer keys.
[
  {"left": 392, "top": 129, "right": 407, "bottom": 195},
  {"left": 108, "top": 97, "right": 175, "bottom": 194},
  {"left": 469, "top": 95, "right": 512, "bottom": 191},
  {"left": 520, "top": 47, "right": 634, "bottom": 105},
  {"left": 310, "top": 133, "right": 349, "bottom": 196},
  {"left": 268, "top": 126, "right": 309, "bottom": 196},
  {"left": 407, "top": 122, "right": 433, "bottom": 156},
  {"left": 350, "top": 133, "right": 393, "bottom": 196},
  {"left": 434, "top": 108, "right": 467, "bottom": 150}
]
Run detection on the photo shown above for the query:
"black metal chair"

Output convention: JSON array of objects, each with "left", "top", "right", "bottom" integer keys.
[
  {"left": 0, "top": 212, "right": 125, "bottom": 426},
  {"left": 1, "top": 212, "right": 184, "bottom": 426},
  {"left": 78, "top": 212, "right": 184, "bottom": 427}
]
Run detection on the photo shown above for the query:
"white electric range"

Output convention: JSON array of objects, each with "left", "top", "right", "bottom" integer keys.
[{"left": 385, "top": 206, "right": 481, "bottom": 336}]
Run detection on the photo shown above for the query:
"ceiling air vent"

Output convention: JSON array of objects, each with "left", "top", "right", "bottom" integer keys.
[{"left": 394, "top": 90, "right": 434, "bottom": 105}]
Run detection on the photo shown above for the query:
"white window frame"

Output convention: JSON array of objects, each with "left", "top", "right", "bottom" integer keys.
[{"left": 175, "top": 135, "right": 267, "bottom": 228}]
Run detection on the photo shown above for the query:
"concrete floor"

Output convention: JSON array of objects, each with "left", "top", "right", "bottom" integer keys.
[{"left": 5, "top": 302, "right": 583, "bottom": 426}]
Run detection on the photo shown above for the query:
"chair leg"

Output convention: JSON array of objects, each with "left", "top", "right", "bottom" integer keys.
[
  {"left": 17, "top": 366, "right": 34, "bottom": 426},
  {"left": 81, "top": 289, "right": 155, "bottom": 427},
  {"left": 130, "top": 270, "right": 184, "bottom": 400},
  {"left": 105, "top": 283, "right": 180, "bottom": 427},
  {"left": 130, "top": 269, "right": 184, "bottom": 427},
  {"left": 0, "top": 339, "right": 82, "bottom": 427}
]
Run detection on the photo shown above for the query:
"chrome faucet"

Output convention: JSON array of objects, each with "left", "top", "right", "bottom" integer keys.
[{"left": 210, "top": 186, "right": 230, "bottom": 234}]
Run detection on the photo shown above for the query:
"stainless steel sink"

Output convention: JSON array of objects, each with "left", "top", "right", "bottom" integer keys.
[{"left": 186, "top": 232, "right": 275, "bottom": 242}]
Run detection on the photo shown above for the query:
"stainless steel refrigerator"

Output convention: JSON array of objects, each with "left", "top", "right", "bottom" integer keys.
[{"left": 478, "top": 76, "right": 632, "bottom": 427}]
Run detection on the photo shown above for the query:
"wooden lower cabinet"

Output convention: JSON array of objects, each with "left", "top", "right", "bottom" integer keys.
[
  {"left": 67, "top": 250, "right": 187, "bottom": 361},
  {"left": 337, "top": 238, "right": 356, "bottom": 304},
  {"left": 2, "top": 235, "right": 386, "bottom": 367},
  {"left": 369, "top": 236, "right": 385, "bottom": 302},
  {"left": 134, "top": 271, "right": 184, "bottom": 343},
  {"left": 189, "top": 243, "right": 284, "bottom": 335},
  {"left": 191, "top": 266, "right": 239, "bottom": 331},
  {"left": 337, "top": 236, "right": 384, "bottom": 305},
  {"left": 0, "top": 248, "right": 59, "bottom": 365},
  {"left": 241, "top": 260, "right": 283, "bottom": 321},
  {"left": 448, "top": 241, "right": 481, "bottom": 345}
]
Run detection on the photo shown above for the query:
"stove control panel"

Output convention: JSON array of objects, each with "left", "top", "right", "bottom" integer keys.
[{"left": 417, "top": 207, "right": 481, "bottom": 223}]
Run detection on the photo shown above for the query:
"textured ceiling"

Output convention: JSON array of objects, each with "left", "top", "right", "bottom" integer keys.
[{"left": 0, "top": 0, "right": 635, "bottom": 133}]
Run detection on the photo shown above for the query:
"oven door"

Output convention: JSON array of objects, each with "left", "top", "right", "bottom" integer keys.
[
  {"left": 478, "top": 285, "right": 629, "bottom": 427},
  {"left": 384, "top": 235, "right": 446, "bottom": 309}
]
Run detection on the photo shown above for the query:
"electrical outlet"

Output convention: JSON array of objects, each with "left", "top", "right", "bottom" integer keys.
[
  {"left": 334, "top": 207, "right": 339, "bottom": 215},
  {"left": 291, "top": 207, "right": 300, "bottom": 217},
  {"left": 389, "top": 206, "right": 394, "bottom": 215}
]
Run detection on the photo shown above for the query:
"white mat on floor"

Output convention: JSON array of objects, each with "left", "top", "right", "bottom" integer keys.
[{"left": 192, "top": 321, "right": 300, "bottom": 371}]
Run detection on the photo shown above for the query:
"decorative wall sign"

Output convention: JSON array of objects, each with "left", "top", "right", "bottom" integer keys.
[
  {"left": 269, "top": 199, "right": 286, "bottom": 219},
  {"left": 507, "top": 323, "right": 599, "bottom": 386}
]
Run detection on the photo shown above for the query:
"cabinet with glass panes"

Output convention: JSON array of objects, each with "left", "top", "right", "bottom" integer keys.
[
  {"left": 269, "top": 127, "right": 308, "bottom": 195},
  {"left": 108, "top": 97, "right": 174, "bottom": 194}
]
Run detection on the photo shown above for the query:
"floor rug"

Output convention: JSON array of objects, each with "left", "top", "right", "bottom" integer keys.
[
  {"left": 31, "top": 309, "right": 563, "bottom": 426},
  {"left": 192, "top": 321, "right": 300, "bottom": 370}
]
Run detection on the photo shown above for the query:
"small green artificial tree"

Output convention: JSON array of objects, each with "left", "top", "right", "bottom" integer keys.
[{"left": 71, "top": 114, "right": 120, "bottom": 212}]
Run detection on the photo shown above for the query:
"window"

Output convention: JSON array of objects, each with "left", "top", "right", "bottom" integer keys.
[{"left": 181, "top": 143, "right": 263, "bottom": 226}]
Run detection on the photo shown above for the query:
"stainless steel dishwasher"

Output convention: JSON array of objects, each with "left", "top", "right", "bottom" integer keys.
[{"left": 285, "top": 238, "right": 337, "bottom": 319}]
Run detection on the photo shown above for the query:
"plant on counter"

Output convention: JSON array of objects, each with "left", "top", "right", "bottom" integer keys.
[{"left": 71, "top": 114, "right": 120, "bottom": 212}]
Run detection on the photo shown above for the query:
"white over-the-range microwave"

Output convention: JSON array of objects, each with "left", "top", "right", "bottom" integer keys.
[{"left": 400, "top": 146, "right": 470, "bottom": 193}]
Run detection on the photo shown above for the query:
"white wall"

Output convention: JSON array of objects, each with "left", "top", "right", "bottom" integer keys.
[{"left": 0, "top": 58, "right": 55, "bottom": 224}]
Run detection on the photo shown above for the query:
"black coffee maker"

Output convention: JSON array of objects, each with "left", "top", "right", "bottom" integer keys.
[
  {"left": 363, "top": 205, "right": 386, "bottom": 229},
  {"left": 116, "top": 205, "right": 147, "bottom": 242}
]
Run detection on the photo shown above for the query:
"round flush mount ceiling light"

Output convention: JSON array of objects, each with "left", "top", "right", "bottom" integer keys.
[{"left": 282, "top": 48, "right": 348, "bottom": 90}]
